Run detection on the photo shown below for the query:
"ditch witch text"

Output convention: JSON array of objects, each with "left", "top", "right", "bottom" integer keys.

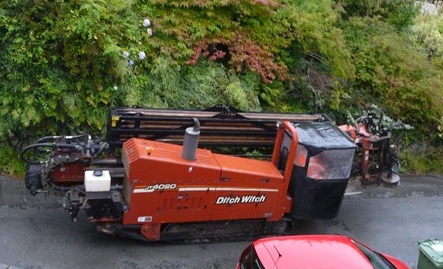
[{"left": 215, "top": 195, "right": 267, "bottom": 205}]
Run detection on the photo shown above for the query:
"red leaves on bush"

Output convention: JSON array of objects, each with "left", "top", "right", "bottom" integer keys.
[{"left": 187, "top": 33, "right": 287, "bottom": 84}]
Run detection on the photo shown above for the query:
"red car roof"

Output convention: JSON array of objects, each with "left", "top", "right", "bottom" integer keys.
[{"left": 253, "top": 235, "right": 376, "bottom": 269}]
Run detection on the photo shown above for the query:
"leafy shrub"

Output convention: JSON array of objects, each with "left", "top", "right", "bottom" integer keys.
[
  {"left": 1, "top": 0, "right": 442, "bottom": 175},
  {"left": 411, "top": 13, "right": 443, "bottom": 60},
  {"left": 402, "top": 144, "right": 443, "bottom": 174},
  {"left": 339, "top": 0, "right": 419, "bottom": 29},
  {"left": 343, "top": 17, "right": 443, "bottom": 135},
  {"left": 0, "top": 146, "right": 25, "bottom": 176}
]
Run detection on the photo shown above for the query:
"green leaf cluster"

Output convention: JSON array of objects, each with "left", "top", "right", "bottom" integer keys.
[
  {"left": 343, "top": 16, "right": 443, "bottom": 135},
  {"left": 1, "top": 0, "right": 443, "bottom": 174},
  {"left": 339, "top": 0, "right": 419, "bottom": 29}
]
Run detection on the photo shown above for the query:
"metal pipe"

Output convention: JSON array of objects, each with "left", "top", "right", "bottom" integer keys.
[{"left": 181, "top": 118, "right": 200, "bottom": 162}]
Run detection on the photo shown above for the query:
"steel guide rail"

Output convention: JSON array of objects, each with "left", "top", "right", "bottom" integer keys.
[{"left": 106, "top": 106, "right": 331, "bottom": 153}]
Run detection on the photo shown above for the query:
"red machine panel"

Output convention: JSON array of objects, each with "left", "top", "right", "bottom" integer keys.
[
  {"left": 122, "top": 138, "right": 285, "bottom": 226},
  {"left": 52, "top": 163, "right": 88, "bottom": 184},
  {"left": 122, "top": 138, "right": 221, "bottom": 225},
  {"left": 210, "top": 154, "right": 285, "bottom": 222}
]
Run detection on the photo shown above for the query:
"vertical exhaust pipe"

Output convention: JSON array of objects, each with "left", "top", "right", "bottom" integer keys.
[{"left": 182, "top": 118, "right": 200, "bottom": 161}]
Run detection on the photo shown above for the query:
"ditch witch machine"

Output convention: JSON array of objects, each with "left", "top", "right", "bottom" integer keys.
[{"left": 20, "top": 106, "right": 403, "bottom": 242}]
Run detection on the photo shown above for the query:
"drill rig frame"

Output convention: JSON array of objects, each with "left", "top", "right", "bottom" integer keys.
[{"left": 19, "top": 105, "right": 404, "bottom": 242}]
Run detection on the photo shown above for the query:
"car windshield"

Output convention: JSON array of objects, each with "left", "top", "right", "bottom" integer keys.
[
  {"left": 353, "top": 240, "right": 397, "bottom": 269},
  {"left": 239, "top": 246, "right": 265, "bottom": 269}
]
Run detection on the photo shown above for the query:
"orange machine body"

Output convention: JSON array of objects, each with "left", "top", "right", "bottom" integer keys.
[
  {"left": 21, "top": 108, "right": 360, "bottom": 242},
  {"left": 118, "top": 121, "right": 356, "bottom": 241},
  {"left": 121, "top": 122, "right": 298, "bottom": 239},
  {"left": 122, "top": 140, "right": 291, "bottom": 225}
]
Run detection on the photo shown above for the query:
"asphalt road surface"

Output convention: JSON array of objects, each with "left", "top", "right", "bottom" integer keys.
[{"left": 0, "top": 174, "right": 442, "bottom": 269}]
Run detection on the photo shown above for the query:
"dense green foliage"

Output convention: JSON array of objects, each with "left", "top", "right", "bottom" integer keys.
[
  {"left": 403, "top": 146, "right": 443, "bottom": 174},
  {"left": 340, "top": 0, "right": 419, "bottom": 29},
  {"left": 343, "top": 16, "right": 443, "bottom": 133},
  {"left": 1, "top": 0, "right": 442, "bottom": 174}
]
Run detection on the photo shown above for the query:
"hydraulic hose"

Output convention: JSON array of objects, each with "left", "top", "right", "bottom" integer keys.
[
  {"left": 36, "top": 134, "right": 89, "bottom": 143},
  {"left": 93, "top": 142, "right": 109, "bottom": 158},
  {"left": 20, "top": 143, "right": 83, "bottom": 165},
  {"left": 354, "top": 116, "right": 366, "bottom": 135}
]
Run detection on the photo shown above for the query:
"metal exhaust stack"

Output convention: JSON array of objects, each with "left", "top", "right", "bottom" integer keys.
[{"left": 182, "top": 118, "right": 200, "bottom": 161}]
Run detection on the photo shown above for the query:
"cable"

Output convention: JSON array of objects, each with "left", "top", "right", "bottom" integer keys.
[{"left": 20, "top": 143, "right": 82, "bottom": 165}]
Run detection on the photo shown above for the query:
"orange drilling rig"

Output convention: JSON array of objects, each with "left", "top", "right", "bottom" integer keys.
[{"left": 20, "top": 106, "right": 402, "bottom": 241}]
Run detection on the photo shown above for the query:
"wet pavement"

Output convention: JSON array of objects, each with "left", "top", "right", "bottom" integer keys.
[{"left": 0, "top": 174, "right": 442, "bottom": 269}]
